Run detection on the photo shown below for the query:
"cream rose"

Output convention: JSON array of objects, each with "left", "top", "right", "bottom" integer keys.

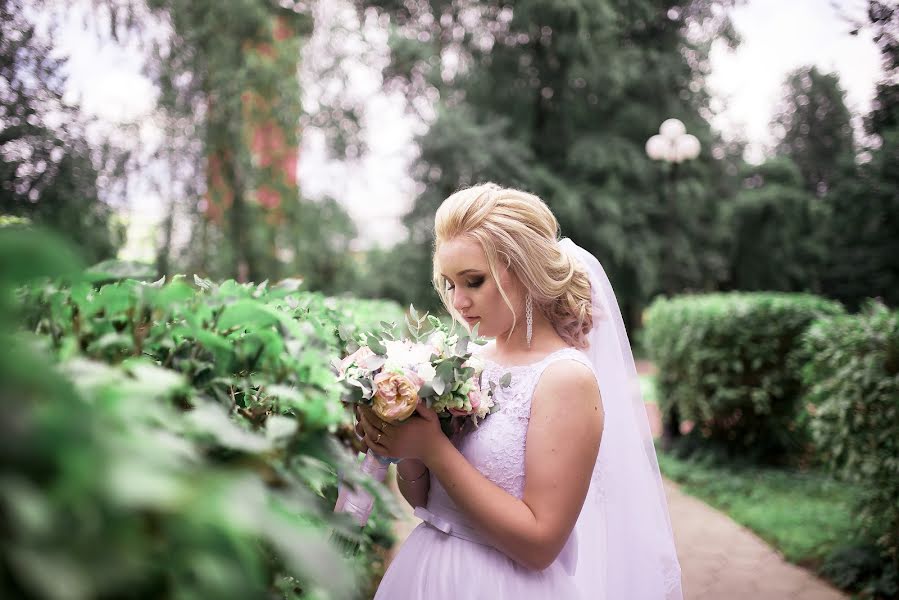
[{"left": 372, "top": 369, "right": 424, "bottom": 422}]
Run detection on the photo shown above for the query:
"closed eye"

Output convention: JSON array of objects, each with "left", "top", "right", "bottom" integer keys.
[{"left": 445, "top": 277, "right": 484, "bottom": 291}]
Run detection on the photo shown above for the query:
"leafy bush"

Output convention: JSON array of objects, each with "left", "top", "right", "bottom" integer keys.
[
  {"left": 821, "top": 544, "right": 899, "bottom": 600},
  {"left": 801, "top": 302, "right": 899, "bottom": 592},
  {"left": 644, "top": 293, "right": 844, "bottom": 463},
  {"left": 1, "top": 226, "right": 406, "bottom": 599}
]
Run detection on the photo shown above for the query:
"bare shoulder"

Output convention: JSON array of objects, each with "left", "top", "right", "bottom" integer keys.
[{"left": 533, "top": 359, "right": 602, "bottom": 413}]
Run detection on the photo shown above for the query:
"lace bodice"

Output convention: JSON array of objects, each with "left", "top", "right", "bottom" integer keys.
[{"left": 426, "top": 346, "right": 598, "bottom": 515}]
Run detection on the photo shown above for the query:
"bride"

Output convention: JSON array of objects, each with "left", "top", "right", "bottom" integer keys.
[{"left": 357, "top": 183, "right": 682, "bottom": 599}]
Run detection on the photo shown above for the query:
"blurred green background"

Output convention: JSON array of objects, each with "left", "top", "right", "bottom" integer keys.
[{"left": 3, "top": 0, "right": 898, "bottom": 598}]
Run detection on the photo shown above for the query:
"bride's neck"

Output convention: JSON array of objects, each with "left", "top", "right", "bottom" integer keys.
[{"left": 491, "top": 312, "right": 566, "bottom": 358}]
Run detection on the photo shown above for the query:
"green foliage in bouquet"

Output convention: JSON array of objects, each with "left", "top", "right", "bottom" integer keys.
[
  {"left": 801, "top": 302, "right": 899, "bottom": 596},
  {"left": 338, "top": 305, "right": 505, "bottom": 438},
  {"left": 644, "top": 292, "right": 844, "bottom": 464},
  {"left": 1, "top": 226, "right": 405, "bottom": 599}
]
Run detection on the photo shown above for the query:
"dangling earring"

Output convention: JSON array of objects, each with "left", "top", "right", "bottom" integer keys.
[{"left": 525, "top": 294, "right": 533, "bottom": 349}]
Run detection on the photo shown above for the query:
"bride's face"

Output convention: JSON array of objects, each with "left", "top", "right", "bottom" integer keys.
[{"left": 436, "top": 236, "right": 523, "bottom": 338}]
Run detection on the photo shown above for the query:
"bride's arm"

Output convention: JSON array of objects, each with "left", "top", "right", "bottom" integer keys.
[
  {"left": 396, "top": 459, "right": 429, "bottom": 508},
  {"left": 423, "top": 360, "right": 603, "bottom": 571}
]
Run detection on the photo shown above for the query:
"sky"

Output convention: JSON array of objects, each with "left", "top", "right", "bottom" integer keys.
[{"left": 49, "top": 0, "right": 884, "bottom": 258}]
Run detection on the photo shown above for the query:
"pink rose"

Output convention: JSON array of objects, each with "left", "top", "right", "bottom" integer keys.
[
  {"left": 372, "top": 369, "right": 424, "bottom": 422},
  {"left": 338, "top": 346, "right": 374, "bottom": 376},
  {"left": 468, "top": 382, "right": 483, "bottom": 411}
]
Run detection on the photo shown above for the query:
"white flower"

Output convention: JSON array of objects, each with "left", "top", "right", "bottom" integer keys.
[
  {"left": 465, "top": 354, "right": 485, "bottom": 373},
  {"left": 475, "top": 402, "right": 491, "bottom": 420},
  {"left": 383, "top": 340, "right": 434, "bottom": 371},
  {"left": 427, "top": 330, "right": 447, "bottom": 351},
  {"left": 415, "top": 362, "right": 437, "bottom": 382}
]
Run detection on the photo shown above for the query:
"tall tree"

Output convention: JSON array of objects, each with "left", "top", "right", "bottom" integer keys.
[
  {"left": 772, "top": 66, "right": 855, "bottom": 197},
  {"left": 79, "top": 1, "right": 314, "bottom": 282},
  {"left": 0, "top": 0, "right": 124, "bottom": 262},
  {"left": 351, "top": 0, "right": 741, "bottom": 326},
  {"left": 821, "top": 1, "right": 899, "bottom": 309},
  {"left": 725, "top": 157, "right": 827, "bottom": 292}
]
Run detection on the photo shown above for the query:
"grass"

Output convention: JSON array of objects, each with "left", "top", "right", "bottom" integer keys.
[{"left": 658, "top": 452, "right": 864, "bottom": 567}]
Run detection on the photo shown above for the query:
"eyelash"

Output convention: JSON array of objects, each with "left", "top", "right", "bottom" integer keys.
[{"left": 446, "top": 278, "right": 484, "bottom": 291}]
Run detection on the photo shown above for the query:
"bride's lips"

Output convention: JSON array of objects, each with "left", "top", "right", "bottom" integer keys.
[{"left": 463, "top": 316, "right": 479, "bottom": 324}]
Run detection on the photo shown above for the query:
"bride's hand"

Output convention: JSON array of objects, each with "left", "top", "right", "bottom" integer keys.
[{"left": 359, "top": 403, "right": 442, "bottom": 462}]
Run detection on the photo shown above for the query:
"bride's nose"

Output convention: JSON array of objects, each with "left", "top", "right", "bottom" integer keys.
[{"left": 452, "top": 291, "right": 472, "bottom": 313}]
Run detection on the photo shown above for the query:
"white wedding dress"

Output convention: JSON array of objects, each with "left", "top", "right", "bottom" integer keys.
[{"left": 374, "top": 347, "right": 593, "bottom": 599}]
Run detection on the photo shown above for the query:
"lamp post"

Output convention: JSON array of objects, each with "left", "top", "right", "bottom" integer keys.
[
  {"left": 645, "top": 118, "right": 700, "bottom": 448},
  {"left": 645, "top": 118, "right": 701, "bottom": 295}
]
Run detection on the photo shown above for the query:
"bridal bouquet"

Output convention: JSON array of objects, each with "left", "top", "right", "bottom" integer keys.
[{"left": 332, "top": 307, "right": 508, "bottom": 527}]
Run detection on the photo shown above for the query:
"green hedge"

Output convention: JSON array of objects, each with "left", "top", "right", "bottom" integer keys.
[
  {"left": 801, "top": 302, "right": 899, "bottom": 591},
  {"left": 644, "top": 292, "right": 844, "bottom": 463},
  {"left": 1, "top": 227, "right": 405, "bottom": 599}
]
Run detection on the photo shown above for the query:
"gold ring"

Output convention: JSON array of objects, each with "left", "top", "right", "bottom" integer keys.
[{"left": 376, "top": 432, "right": 382, "bottom": 444}]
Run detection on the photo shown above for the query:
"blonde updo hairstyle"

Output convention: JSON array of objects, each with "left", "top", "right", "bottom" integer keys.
[{"left": 432, "top": 183, "right": 594, "bottom": 349}]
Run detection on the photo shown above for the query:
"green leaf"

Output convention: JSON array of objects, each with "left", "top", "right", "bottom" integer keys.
[
  {"left": 455, "top": 335, "right": 469, "bottom": 356},
  {"left": 367, "top": 335, "right": 387, "bottom": 356},
  {"left": 187, "top": 402, "right": 271, "bottom": 453},
  {"left": 436, "top": 360, "right": 455, "bottom": 382},
  {"left": 193, "top": 273, "right": 215, "bottom": 291},
  {"left": 0, "top": 228, "right": 84, "bottom": 289},
  {"left": 266, "top": 415, "right": 298, "bottom": 441},
  {"left": 85, "top": 259, "right": 156, "bottom": 282},
  {"left": 218, "top": 300, "right": 279, "bottom": 331}
]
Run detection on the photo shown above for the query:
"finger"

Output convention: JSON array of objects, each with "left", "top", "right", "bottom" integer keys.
[
  {"left": 415, "top": 402, "right": 437, "bottom": 420},
  {"left": 367, "top": 438, "right": 390, "bottom": 456},
  {"left": 359, "top": 405, "right": 377, "bottom": 421},
  {"left": 358, "top": 409, "right": 376, "bottom": 429},
  {"left": 359, "top": 414, "right": 379, "bottom": 439},
  {"left": 364, "top": 428, "right": 390, "bottom": 456},
  {"left": 360, "top": 406, "right": 389, "bottom": 432},
  {"left": 351, "top": 434, "right": 369, "bottom": 454}
]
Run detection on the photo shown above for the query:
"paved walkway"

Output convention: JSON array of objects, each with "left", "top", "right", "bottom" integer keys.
[
  {"left": 665, "top": 478, "right": 845, "bottom": 599},
  {"left": 381, "top": 361, "right": 846, "bottom": 599}
]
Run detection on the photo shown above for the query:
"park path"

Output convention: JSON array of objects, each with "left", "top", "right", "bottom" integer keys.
[{"left": 381, "top": 361, "right": 846, "bottom": 599}]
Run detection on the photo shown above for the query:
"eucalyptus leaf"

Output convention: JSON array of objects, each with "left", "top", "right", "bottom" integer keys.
[{"left": 367, "top": 335, "right": 387, "bottom": 356}]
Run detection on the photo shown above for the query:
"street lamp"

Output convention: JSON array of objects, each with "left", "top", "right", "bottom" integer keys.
[
  {"left": 645, "top": 118, "right": 700, "bottom": 450},
  {"left": 644, "top": 117, "right": 702, "bottom": 296},
  {"left": 645, "top": 118, "right": 701, "bottom": 164}
]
